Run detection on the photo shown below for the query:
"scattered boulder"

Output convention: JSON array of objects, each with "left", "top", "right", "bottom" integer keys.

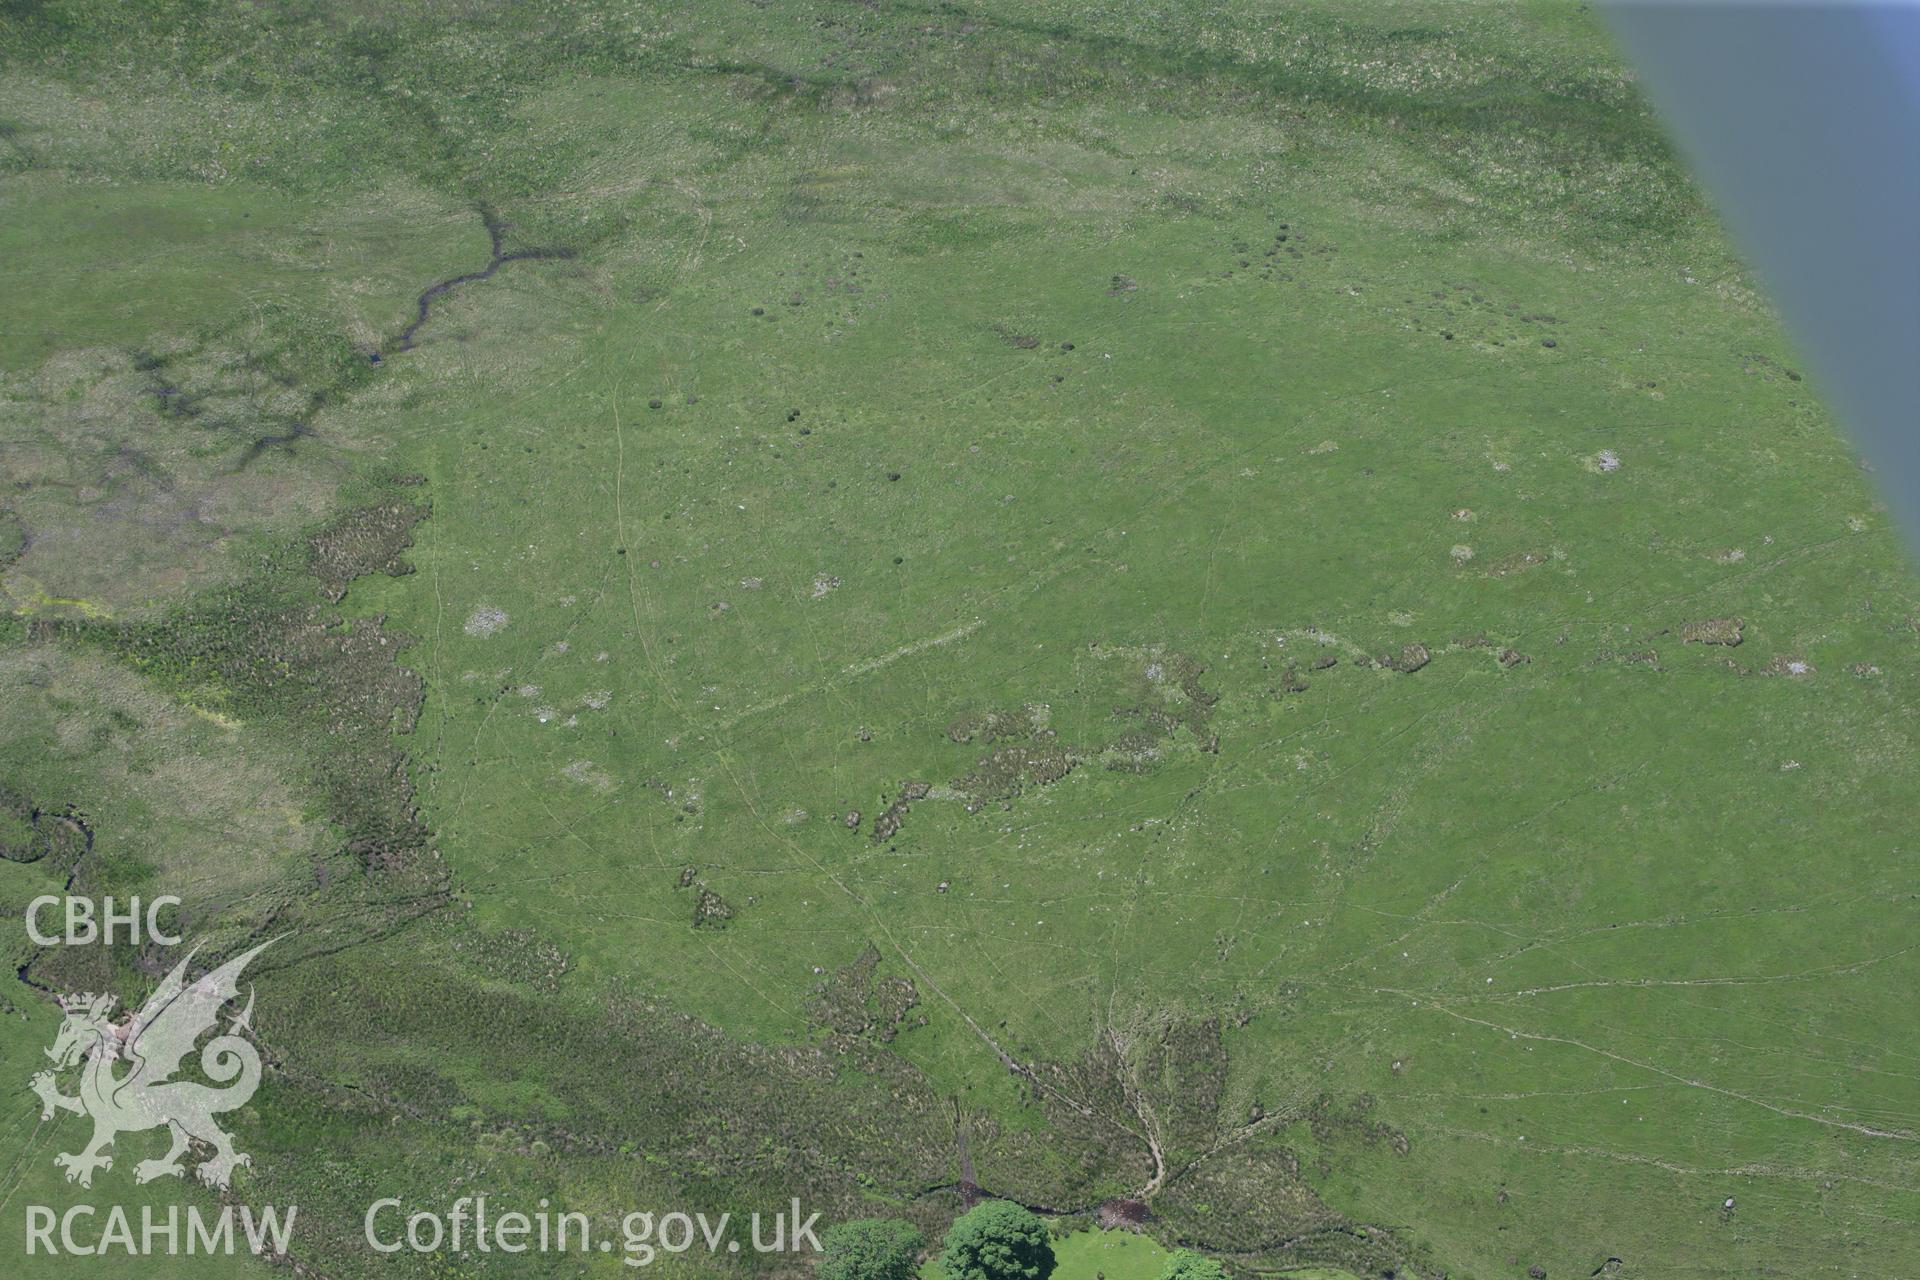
[
  {"left": 692, "top": 887, "right": 735, "bottom": 929},
  {"left": 871, "top": 781, "right": 932, "bottom": 842},
  {"left": 1387, "top": 643, "right": 1431, "bottom": 673},
  {"left": 1096, "top": 1199, "right": 1149, "bottom": 1231},
  {"left": 1101, "top": 729, "right": 1161, "bottom": 775},
  {"left": 1681, "top": 618, "right": 1744, "bottom": 646},
  {"left": 947, "top": 705, "right": 1039, "bottom": 744},
  {"left": 463, "top": 604, "right": 509, "bottom": 637},
  {"left": 957, "top": 742, "right": 1076, "bottom": 804}
]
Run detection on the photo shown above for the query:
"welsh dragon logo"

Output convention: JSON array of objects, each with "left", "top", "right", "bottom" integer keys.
[{"left": 29, "top": 940, "right": 271, "bottom": 1189}]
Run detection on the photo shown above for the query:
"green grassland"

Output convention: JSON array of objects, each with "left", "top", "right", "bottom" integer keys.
[
  {"left": 2, "top": 2, "right": 1916, "bottom": 1278},
  {"left": 924, "top": 1227, "right": 1357, "bottom": 1280}
]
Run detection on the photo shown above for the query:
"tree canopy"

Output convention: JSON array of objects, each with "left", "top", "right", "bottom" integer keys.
[
  {"left": 817, "top": 1217, "right": 925, "bottom": 1280},
  {"left": 1157, "top": 1249, "right": 1231, "bottom": 1280},
  {"left": 937, "top": 1201, "right": 1056, "bottom": 1280}
]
